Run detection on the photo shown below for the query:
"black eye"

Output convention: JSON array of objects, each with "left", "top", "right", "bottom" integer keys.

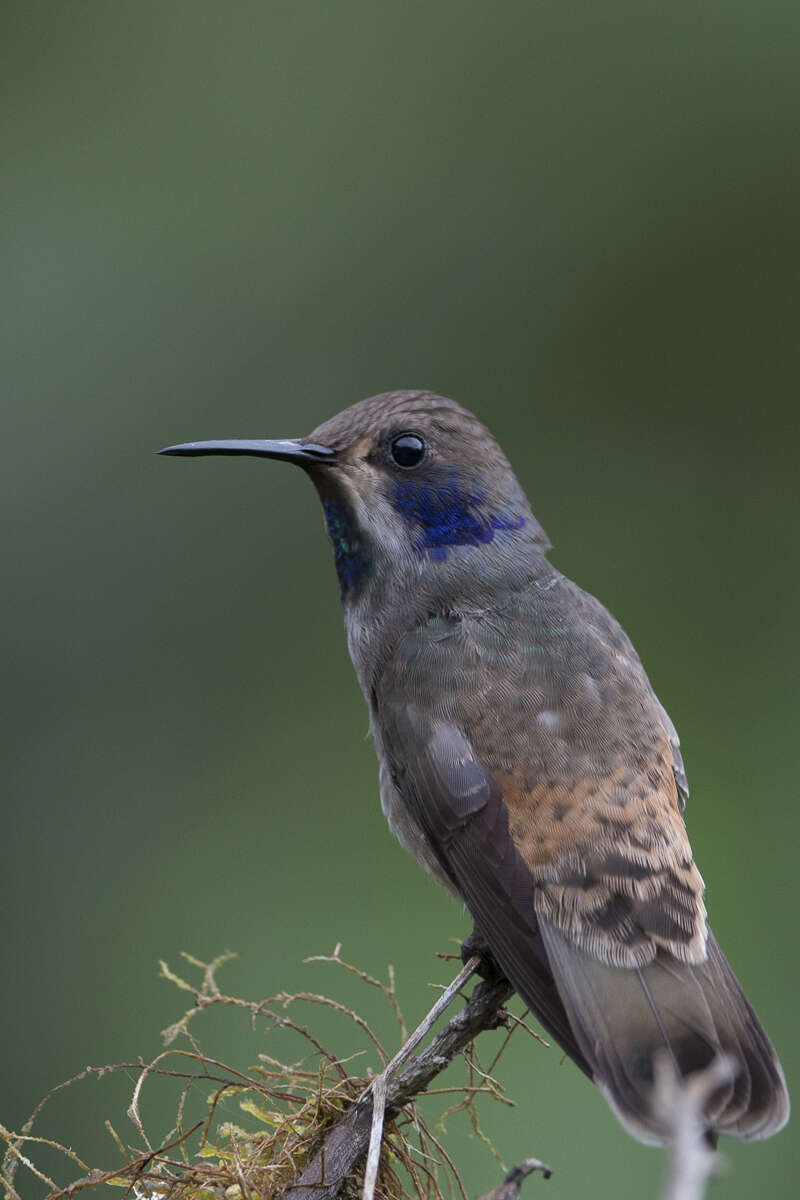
[{"left": 390, "top": 432, "right": 426, "bottom": 468}]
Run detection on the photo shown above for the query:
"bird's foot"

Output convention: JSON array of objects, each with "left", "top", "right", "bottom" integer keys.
[{"left": 461, "top": 928, "right": 504, "bottom": 983}]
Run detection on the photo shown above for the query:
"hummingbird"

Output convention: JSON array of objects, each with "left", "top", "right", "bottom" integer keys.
[{"left": 160, "top": 390, "right": 789, "bottom": 1145}]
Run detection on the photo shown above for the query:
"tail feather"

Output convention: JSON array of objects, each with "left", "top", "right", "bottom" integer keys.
[{"left": 538, "top": 917, "right": 789, "bottom": 1145}]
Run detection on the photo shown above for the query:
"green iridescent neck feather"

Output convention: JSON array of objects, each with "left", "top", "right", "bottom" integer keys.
[{"left": 322, "top": 497, "right": 372, "bottom": 593}]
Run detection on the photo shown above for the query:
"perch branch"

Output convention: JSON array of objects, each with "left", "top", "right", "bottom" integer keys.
[
  {"left": 285, "top": 966, "right": 515, "bottom": 1200},
  {"left": 362, "top": 956, "right": 482, "bottom": 1200}
]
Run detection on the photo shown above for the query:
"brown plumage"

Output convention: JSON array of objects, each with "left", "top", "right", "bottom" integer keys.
[{"left": 161, "top": 389, "right": 790, "bottom": 1145}]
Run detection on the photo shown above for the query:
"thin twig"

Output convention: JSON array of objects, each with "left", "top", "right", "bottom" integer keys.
[
  {"left": 360, "top": 957, "right": 481, "bottom": 1200},
  {"left": 655, "top": 1052, "right": 735, "bottom": 1200},
  {"left": 362, "top": 1073, "right": 388, "bottom": 1200},
  {"left": 303, "top": 945, "right": 408, "bottom": 1040},
  {"left": 386, "top": 957, "right": 481, "bottom": 1081},
  {"left": 40, "top": 1121, "right": 203, "bottom": 1200},
  {"left": 475, "top": 1158, "right": 552, "bottom": 1200}
]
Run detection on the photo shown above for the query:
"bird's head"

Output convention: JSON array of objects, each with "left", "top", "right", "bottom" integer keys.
[{"left": 160, "top": 390, "right": 550, "bottom": 608}]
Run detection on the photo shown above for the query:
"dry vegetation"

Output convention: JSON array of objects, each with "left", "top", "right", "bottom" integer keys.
[{"left": 1, "top": 948, "right": 546, "bottom": 1200}]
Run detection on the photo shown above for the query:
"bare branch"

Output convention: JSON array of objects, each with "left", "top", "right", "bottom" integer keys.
[
  {"left": 475, "top": 1158, "right": 552, "bottom": 1200},
  {"left": 285, "top": 966, "right": 514, "bottom": 1200}
]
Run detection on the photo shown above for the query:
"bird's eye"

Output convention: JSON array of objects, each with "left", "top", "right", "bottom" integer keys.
[{"left": 390, "top": 433, "right": 426, "bottom": 468}]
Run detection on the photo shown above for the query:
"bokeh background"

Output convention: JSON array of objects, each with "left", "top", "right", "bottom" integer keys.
[{"left": 3, "top": 3, "right": 798, "bottom": 1197}]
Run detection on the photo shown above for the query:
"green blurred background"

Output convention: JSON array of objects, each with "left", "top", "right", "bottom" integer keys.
[{"left": 2, "top": 2, "right": 798, "bottom": 1196}]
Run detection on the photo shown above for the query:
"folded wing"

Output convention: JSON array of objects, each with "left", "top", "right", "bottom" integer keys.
[{"left": 383, "top": 704, "right": 789, "bottom": 1143}]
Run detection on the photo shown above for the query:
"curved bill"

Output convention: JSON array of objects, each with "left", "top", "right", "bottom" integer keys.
[{"left": 157, "top": 438, "right": 335, "bottom": 465}]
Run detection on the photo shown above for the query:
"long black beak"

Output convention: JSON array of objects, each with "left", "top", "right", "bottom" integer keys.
[{"left": 157, "top": 438, "right": 336, "bottom": 465}]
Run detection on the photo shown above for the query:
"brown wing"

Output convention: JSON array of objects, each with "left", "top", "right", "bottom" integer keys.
[
  {"left": 384, "top": 706, "right": 591, "bottom": 1073},
  {"left": 382, "top": 704, "right": 788, "bottom": 1143},
  {"left": 497, "top": 725, "right": 707, "bottom": 969}
]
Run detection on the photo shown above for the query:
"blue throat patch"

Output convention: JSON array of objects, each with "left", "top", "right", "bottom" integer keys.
[
  {"left": 391, "top": 474, "right": 525, "bottom": 561},
  {"left": 322, "top": 497, "right": 371, "bottom": 592}
]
